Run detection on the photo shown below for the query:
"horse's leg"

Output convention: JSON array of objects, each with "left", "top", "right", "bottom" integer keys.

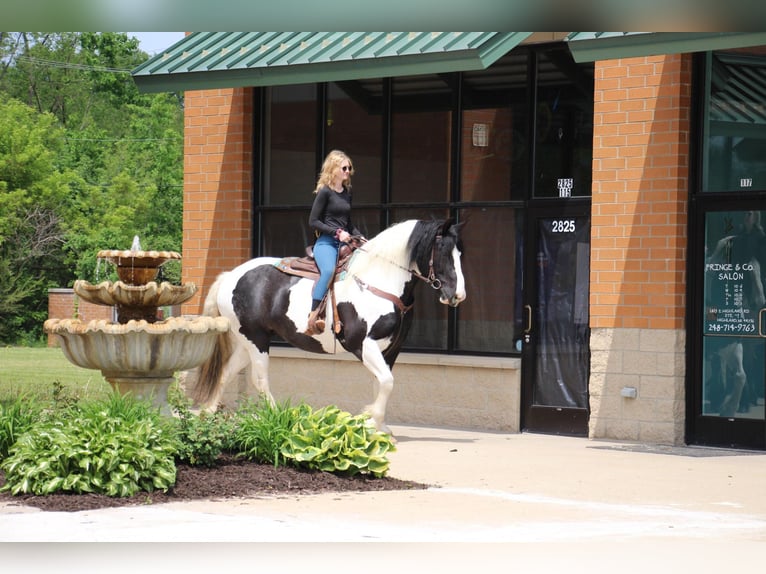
[
  {"left": 244, "top": 345, "right": 275, "bottom": 405},
  {"left": 360, "top": 338, "right": 394, "bottom": 434}
]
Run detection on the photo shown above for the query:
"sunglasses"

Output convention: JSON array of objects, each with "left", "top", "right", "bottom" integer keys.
[{"left": 341, "top": 165, "right": 352, "bottom": 172}]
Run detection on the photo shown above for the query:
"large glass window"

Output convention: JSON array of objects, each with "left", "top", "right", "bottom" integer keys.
[
  {"left": 533, "top": 47, "right": 594, "bottom": 198},
  {"left": 390, "top": 75, "right": 451, "bottom": 204},
  {"left": 325, "top": 82, "right": 382, "bottom": 205},
  {"left": 456, "top": 207, "right": 522, "bottom": 353},
  {"left": 703, "top": 49, "right": 766, "bottom": 193},
  {"left": 461, "top": 52, "right": 529, "bottom": 201},
  {"left": 263, "top": 84, "right": 317, "bottom": 206},
  {"left": 702, "top": 210, "right": 766, "bottom": 419},
  {"left": 254, "top": 43, "right": 592, "bottom": 355}
]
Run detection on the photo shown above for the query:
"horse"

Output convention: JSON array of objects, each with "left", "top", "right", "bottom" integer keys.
[{"left": 189, "top": 218, "right": 467, "bottom": 433}]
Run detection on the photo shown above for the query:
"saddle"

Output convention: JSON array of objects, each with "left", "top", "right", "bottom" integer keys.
[
  {"left": 273, "top": 242, "right": 356, "bottom": 282},
  {"left": 273, "top": 242, "right": 359, "bottom": 334}
]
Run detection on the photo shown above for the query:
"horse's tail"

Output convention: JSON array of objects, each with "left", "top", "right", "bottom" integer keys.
[{"left": 191, "top": 273, "right": 233, "bottom": 407}]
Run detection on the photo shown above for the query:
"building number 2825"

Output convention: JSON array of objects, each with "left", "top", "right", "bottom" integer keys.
[{"left": 551, "top": 219, "right": 576, "bottom": 233}]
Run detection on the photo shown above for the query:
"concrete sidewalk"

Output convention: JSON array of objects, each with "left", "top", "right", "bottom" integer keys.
[{"left": 3, "top": 425, "right": 766, "bottom": 571}]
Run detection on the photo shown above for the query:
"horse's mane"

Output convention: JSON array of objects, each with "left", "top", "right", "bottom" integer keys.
[
  {"left": 348, "top": 220, "right": 419, "bottom": 280},
  {"left": 347, "top": 219, "right": 454, "bottom": 281}
]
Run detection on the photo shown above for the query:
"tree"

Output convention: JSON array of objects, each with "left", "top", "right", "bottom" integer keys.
[{"left": 0, "top": 33, "right": 184, "bottom": 343}]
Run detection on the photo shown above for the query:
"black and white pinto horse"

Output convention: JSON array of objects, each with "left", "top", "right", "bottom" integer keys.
[{"left": 191, "top": 219, "right": 466, "bottom": 433}]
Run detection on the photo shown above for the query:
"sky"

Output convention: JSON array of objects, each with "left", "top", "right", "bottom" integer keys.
[{"left": 127, "top": 32, "right": 186, "bottom": 56}]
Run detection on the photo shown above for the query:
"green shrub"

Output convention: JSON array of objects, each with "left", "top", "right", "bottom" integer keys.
[
  {"left": 234, "top": 398, "right": 302, "bottom": 467},
  {"left": 170, "top": 392, "right": 238, "bottom": 467},
  {"left": 281, "top": 405, "right": 396, "bottom": 477},
  {"left": 0, "top": 395, "right": 43, "bottom": 460},
  {"left": 1, "top": 393, "right": 177, "bottom": 497}
]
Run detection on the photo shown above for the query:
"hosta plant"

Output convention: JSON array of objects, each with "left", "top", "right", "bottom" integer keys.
[
  {"left": 281, "top": 405, "right": 396, "bottom": 477},
  {"left": 1, "top": 393, "right": 178, "bottom": 497}
]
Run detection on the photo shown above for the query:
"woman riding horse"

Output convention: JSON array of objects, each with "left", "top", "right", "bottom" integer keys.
[
  {"left": 306, "top": 150, "right": 363, "bottom": 335},
  {"left": 191, "top": 218, "right": 466, "bottom": 433}
]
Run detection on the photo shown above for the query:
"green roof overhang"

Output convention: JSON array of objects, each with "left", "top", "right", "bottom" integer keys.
[
  {"left": 132, "top": 32, "right": 533, "bottom": 92},
  {"left": 566, "top": 32, "right": 766, "bottom": 62}
]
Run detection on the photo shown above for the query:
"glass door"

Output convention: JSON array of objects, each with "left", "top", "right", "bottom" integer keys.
[
  {"left": 521, "top": 204, "right": 591, "bottom": 435},
  {"left": 693, "top": 208, "right": 766, "bottom": 448}
]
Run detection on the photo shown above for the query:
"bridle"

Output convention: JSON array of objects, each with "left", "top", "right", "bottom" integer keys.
[{"left": 351, "top": 233, "right": 444, "bottom": 291}]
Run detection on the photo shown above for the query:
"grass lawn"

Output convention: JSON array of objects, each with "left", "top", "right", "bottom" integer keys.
[{"left": 0, "top": 346, "right": 112, "bottom": 402}]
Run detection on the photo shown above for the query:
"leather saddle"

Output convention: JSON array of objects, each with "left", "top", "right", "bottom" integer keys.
[{"left": 273, "top": 242, "right": 356, "bottom": 282}]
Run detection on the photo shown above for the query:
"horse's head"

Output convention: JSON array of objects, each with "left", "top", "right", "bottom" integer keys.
[{"left": 415, "top": 219, "right": 467, "bottom": 307}]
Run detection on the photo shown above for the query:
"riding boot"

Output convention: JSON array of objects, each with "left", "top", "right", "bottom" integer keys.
[{"left": 305, "top": 309, "right": 325, "bottom": 335}]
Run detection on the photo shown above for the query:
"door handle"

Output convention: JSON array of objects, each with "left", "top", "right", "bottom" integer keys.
[{"left": 524, "top": 304, "right": 532, "bottom": 334}]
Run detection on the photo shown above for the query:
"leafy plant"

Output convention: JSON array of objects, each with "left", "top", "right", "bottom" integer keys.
[
  {"left": 234, "top": 398, "right": 302, "bottom": 467},
  {"left": 281, "top": 405, "right": 396, "bottom": 477},
  {"left": 0, "top": 395, "right": 42, "bottom": 460},
  {"left": 1, "top": 393, "right": 177, "bottom": 497},
  {"left": 170, "top": 390, "right": 237, "bottom": 467}
]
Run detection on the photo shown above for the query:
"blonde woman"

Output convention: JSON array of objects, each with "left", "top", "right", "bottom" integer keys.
[{"left": 305, "top": 150, "right": 361, "bottom": 334}]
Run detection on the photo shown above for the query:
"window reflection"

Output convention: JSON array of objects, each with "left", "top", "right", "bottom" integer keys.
[
  {"left": 703, "top": 50, "right": 766, "bottom": 192},
  {"left": 703, "top": 210, "right": 766, "bottom": 419}
]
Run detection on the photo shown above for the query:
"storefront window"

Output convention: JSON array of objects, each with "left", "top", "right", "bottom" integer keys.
[
  {"left": 533, "top": 48, "right": 593, "bottom": 198},
  {"left": 461, "top": 53, "right": 529, "bottom": 201},
  {"left": 263, "top": 84, "right": 318, "bottom": 206},
  {"left": 390, "top": 75, "right": 451, "bottom": 204},
  {"left": 702, "top": 210, "right": 766, "bottom": 419},
  {"left": 456, "top": 207, "right": 521, "bottom": 353},
  {"left": 256, "top": 43, "right": 590, "bottom": 355},
  {"left": 702, "top": 49, "right": 766, "bottom": 193},
  {"left": 325, "top": 82, "right": 382, "bottom": 205}
]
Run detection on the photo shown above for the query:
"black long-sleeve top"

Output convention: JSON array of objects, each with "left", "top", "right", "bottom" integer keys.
[{"left": 308, "top": 185, "right": 359, "bottom": 237}]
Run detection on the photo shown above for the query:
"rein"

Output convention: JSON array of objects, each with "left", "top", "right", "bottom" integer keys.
[
  {"left": 352, "top": 234, "right": 443, "bottom": 291},
  {"left": 345, "top": 232, "right": 443, "bottom": 315}
]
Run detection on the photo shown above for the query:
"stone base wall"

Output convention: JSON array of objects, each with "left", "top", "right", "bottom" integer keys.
[
  {"left": 589, "top": 327, "right": 686, "bottom": 445},
  {"left": 183, "top": 349, "right": 520, "bottom": 432}
]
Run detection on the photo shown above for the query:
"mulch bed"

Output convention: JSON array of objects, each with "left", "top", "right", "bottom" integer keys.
[{"left": 0, "top": 453, "right": 428, "bottom": 513}]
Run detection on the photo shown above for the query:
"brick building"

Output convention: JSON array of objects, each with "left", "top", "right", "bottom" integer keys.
[{"left": 133, "top": 32, "right": 766, "bottom": 450}]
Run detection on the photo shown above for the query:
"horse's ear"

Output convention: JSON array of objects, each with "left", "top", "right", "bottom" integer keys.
[{"left": 441, "top": 218, "right": 464, "bottom": 236}]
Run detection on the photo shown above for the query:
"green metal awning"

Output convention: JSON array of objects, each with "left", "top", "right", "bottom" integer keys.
[
  {"left": 132, "top": 32, "right": 532, "bottom": 92},
  {"left": 566, "top": 32, "right": 766, "bottom": 63}
]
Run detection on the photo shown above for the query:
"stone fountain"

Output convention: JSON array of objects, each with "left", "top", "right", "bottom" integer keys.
[{"left": 44, "top": 237, "right": 229, "bottom": 411}]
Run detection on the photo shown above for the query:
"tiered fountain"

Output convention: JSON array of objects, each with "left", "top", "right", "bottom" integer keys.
[{"left": 44, "top": 237, "right": 229, "bottom": 411}]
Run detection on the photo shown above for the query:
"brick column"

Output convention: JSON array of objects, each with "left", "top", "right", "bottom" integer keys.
[
  {"left": 182, "top": 87, "right": 253, "bottom": 313},
  {"left": 589, "top": 54, "right": 691, "bottom": 444}
]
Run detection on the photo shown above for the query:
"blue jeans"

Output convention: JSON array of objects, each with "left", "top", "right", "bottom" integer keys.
[{"left": 312, "top": 234, "right": 339, "bottom": 302}]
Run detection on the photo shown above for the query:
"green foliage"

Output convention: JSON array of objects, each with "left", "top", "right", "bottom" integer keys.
[
  {"left": 0, "top": 33, "right": 184, "bottom": 344},
  {"left": 0, "top": 395, "right": 43, "bottom": 460},
  {"left": 0, "top": 369, "right": 398, "bottom": 499},
  {"left": 1, "top": 393, "right": 177, "bottom": 497},
  {"left": 235, "top": 398, "right": 303, "bottom": 468},
  {"left": 233, "top": 400, "right": 397, "bottom": 477},
  {"left": 281, "top": 405, "right": 397, "bottom": 477},
  {"left": 169, "top": 389, "right": 238, "bottom": 467}
]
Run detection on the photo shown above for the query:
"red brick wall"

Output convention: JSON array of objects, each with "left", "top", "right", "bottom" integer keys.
[
  {"left": 182, "top": 87, "right": 254, "bottom": 313},
  {"left": 591, "top": 54, "right": 691, "bottom": 330},
  {"left": 47, "top": 289, "right": 113, "bottom": 346}
]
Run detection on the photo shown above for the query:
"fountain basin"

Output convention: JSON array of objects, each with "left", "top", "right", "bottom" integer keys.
[
  {"left": 97, "top": 249, "right": 181, "bottom": 285},
  {"left": 44, "top": 316, "right": 230, "bottom": 409},
  {"left": 74, "top": 280, "right": 197, "bottom": 308},
  {"left": 74, "top": 280, "right": 198, "bottom": 323}
]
